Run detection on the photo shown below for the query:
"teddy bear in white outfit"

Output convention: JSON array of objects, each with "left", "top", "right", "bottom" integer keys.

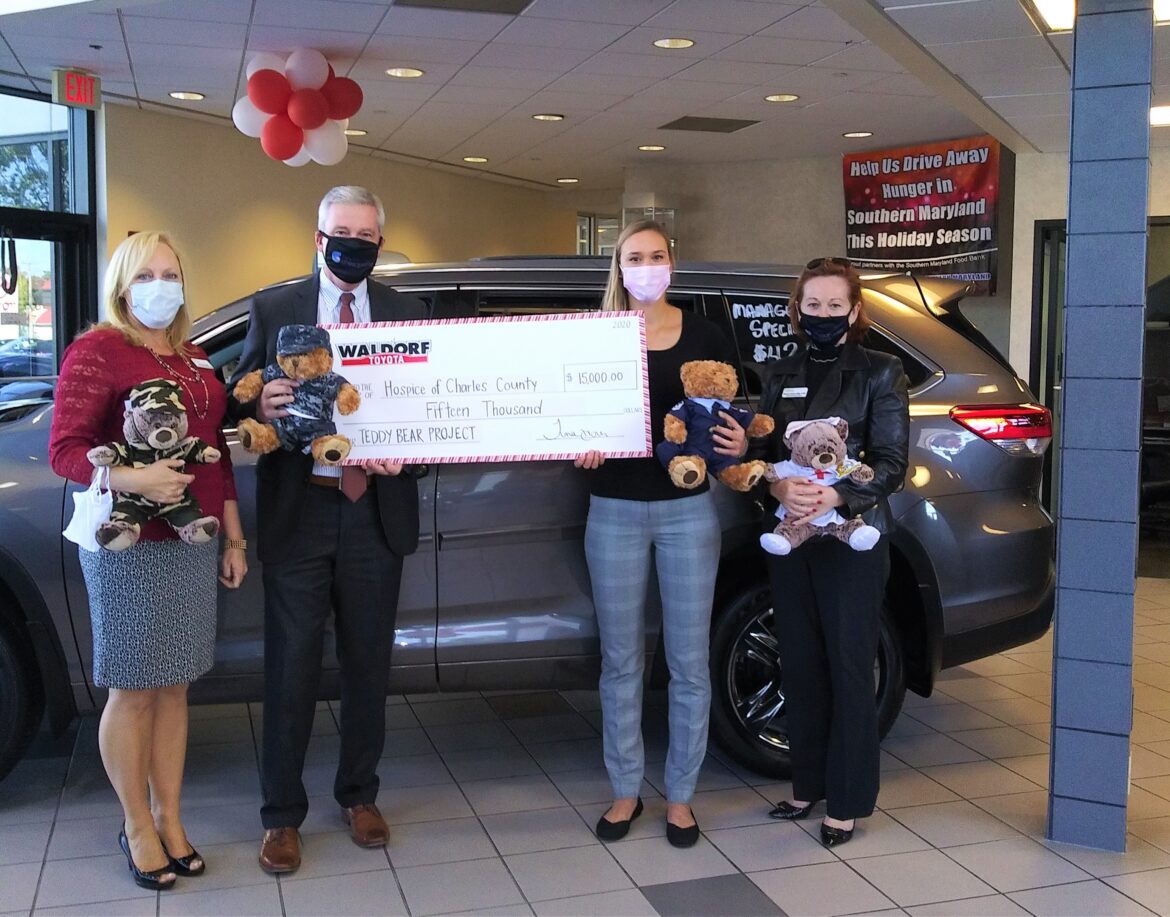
[{"left": 759, "top": 417, "right": 881, "bottom": 556}]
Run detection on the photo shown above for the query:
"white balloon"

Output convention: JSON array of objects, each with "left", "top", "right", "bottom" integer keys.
[
  {"left": 283, "top": 145, "right": 312, "bottom": 167},
  {"left": 304, "top": 119, "right": 347, "bottom": 165},
  {"left": 231, "top": 95, "right": 269, "bottom": 138},
  {"left": 285, "top": 48, "right": 330, "bottom": 91},
  {"left": 246, "top": 52, "right": 286, "bottom": 79}
]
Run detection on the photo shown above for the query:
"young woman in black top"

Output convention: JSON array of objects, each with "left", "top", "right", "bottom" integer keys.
[
  {"left": 760, "top": 257, "right": 909, "bottom": 847},
  {"left": 575, "top": 220, "right": 746, "bottom": 847}
]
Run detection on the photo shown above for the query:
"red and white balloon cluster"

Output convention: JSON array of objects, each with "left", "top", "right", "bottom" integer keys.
[{"left": 231, "top": 49, "right": 364, "bottom": 166}]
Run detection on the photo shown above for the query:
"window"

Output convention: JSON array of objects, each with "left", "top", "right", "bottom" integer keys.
[{"left": 0, "top": 88, "right": 96, "bottom": 387}]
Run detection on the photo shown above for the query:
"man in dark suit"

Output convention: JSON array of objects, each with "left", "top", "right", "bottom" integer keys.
[{"left": 228, "top": 186, "right": 425, "bottom": 875}]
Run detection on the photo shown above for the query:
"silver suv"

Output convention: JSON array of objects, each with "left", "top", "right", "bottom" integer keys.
[{"left": 0, "top": 258, "right": 1055, "bottom": 781}]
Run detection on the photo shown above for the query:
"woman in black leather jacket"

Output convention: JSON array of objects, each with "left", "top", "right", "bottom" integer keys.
[{"left": 759, "top": 257, "right": 909, "bottom": 848}]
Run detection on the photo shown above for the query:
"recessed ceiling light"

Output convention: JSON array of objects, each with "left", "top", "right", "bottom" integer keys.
[
  {"left": 386, "top": 67, "right": 424, "bottom": 78},
  {"left": 638, "top": 144, "right": 666, "bottom": 152},
  {"left": 843, "top": 131, "right": 873, "bottom": 139},
  {"left": 764, "top": 93, "right": 799, "bottom": 103},
  {"left": 344, "top": 128, "right": 367, "bottom": 136},
  {"left": 463, "top": 155, "right": 489, "bottom": 163},
  {"left": 1152, "top": 105, "right": 1170, "bottom": 126},
  {"left": 556, "top": 177, "right": 579, "bottom": 183},
  {"left": 169, "top": 91, "right": 204, "bottom": 101},
  {"left": 654, "top": 37, "right": 695, "bottom": 49},
  {"left": 532, "top": 113, "right": 564, "bottom": 121}
]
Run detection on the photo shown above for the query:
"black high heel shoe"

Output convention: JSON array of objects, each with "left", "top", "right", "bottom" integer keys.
[
  {"left": 118, "top": 826, "right": 177, "bottom": 891},
  {"left": 769, "top": 799, "right": 817, "bottom": 821},
  {"left": 820, "top": 821, "right": 854, "bottom": 847},
  {"left": 162, "top": 841, "right": 205, "bottom": 877},
  {"left": 596, "top": 797, "right": 643, "bottom": 841}
]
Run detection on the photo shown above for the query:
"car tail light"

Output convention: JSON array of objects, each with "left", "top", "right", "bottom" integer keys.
[{"left": 949, "top": 403, "right": 1052, "bottom": 456}]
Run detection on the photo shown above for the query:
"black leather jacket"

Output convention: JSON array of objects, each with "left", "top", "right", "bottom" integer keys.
[{"left": 758, "top": 342, "right": 910, "bottom": 533}]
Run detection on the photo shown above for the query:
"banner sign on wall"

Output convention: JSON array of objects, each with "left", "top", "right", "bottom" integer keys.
[{"left": 842, "top": 134, "right": 1000, "bottom": 295}]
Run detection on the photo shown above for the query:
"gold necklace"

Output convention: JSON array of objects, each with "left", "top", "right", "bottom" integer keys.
[{"left": 145, "top": 346, "right": 211, "bottom": 420}]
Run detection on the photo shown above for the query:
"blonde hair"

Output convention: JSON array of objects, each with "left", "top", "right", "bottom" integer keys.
[
  {"left": 601, "top": 220, "right": 675, "bottom": 312},
  {"left": 92, "top": 231, "right": 192, "bottom": 352}
]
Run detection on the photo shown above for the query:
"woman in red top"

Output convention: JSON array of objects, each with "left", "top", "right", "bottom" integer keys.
[{"left": 49, "top": 232, "right": 246, "bottom": 891}]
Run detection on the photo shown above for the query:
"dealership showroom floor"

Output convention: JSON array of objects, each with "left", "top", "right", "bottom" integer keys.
[{"left": 1, "top": 581, "right": 1170, "bottom": 917}]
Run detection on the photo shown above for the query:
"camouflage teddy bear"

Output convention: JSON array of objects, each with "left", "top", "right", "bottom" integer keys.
[{"left": 87, "top": 378, "right": 222, "bottom": 551}]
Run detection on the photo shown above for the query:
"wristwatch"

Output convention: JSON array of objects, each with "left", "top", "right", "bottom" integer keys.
[{"left": 224, "top": 538, "right": 247, "bottom": 551}]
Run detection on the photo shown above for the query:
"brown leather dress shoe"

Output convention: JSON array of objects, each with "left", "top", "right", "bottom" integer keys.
[
  {"left": 342, "top": 803, "right": 389, "bottom": 848},
  {"left": 258, "top": 827, "right": 301, "bottom": 874}
]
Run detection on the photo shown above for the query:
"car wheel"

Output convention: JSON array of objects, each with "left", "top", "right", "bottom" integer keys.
[
  {"left": 709, "top": 583, "right": 906, "bottom": 779},
  {"left": 0, "top": 620, "right": 43, "bottom": 782}
]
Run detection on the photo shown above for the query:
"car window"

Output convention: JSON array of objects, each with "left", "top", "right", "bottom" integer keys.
[
  {"left": 191, "top": 316, "right": 248, "bottom": 389},
  {"left": 862, "top": 326, "right": 935, "bottom": 388},
  {"left": 471, "top": 290, "right": 697, "bottom": 318},
  {"left": 474, "top": 290, "right": 602, "bottom": 316},
  {"left": 719, "top": 292, "right": 798, "bottom": 396}
]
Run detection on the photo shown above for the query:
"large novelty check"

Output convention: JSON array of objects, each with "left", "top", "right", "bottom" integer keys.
[{"left": 322, "top": 312, "right": 651, "bottom": 464}]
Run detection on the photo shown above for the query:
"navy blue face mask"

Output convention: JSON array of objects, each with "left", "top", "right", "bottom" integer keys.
[
  {"left": 799, "top": 312, "right": 851, "bottom": 350},
  {"left": 321, "top": 233, "right": 381, "bottom": 284}
]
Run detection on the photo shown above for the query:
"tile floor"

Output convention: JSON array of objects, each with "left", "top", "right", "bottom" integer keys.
[{"left": 4, "top": 580, "right": 1170, "bottom": 916}]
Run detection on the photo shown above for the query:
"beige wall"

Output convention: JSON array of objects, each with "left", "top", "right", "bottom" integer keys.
[
  {"left": 624, "top": 157, "right": 844, "bottom": 265},
  {"left": 100, "top": 105, "right": 576, "bottom": 317}
]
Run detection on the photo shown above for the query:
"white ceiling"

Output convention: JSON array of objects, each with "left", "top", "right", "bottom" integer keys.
[{"left": 0, "top": 0, "right": 1161, "bottom": 188}]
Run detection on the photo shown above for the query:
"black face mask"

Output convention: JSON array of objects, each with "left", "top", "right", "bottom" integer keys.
[
  {"left": 799, "top": 312, "right": 851, "bottom": 350},
  {"left": 321, "top": 234, "right": 380, "bottom": 284}
]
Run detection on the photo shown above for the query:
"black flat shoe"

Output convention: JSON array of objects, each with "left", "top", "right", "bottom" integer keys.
[
  {"left": 163, "top": 842, "right": 205, "bottom": 877},
  {"left": 118, "top": 826, "right": 176, "bottom": 891},
  {"left": 666, "top": 811, "right": 700, "bottom": 848},
  {"left": 820, "top": 822, "right": 854, "bottom": 848},
  {"left": 769, "top": 799, "right": 816, "bottom": 820},
  {"left": 596, "top": 797, "right": 643, "bottom": 841}
]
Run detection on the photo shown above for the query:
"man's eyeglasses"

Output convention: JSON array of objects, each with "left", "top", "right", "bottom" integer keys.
[{"left": 805, "top": 256, "right": 852, "bottom": 270}]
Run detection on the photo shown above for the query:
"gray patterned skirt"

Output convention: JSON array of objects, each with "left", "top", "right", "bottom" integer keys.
[{"left": 79, "top": 538, "right": 218, "bottom": 690}]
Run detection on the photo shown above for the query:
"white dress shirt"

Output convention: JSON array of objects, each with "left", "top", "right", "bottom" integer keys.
[{"left": 312, "top": 270, "right": 370, "bottom": 478}]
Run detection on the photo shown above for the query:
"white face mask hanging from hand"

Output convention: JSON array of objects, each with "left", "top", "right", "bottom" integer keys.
[{"left": 62, "top": 466, "right": 112, "bottom": 553}]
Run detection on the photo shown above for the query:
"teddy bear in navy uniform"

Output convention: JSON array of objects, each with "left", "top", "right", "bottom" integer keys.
[
  {"left": 656, "top": 359, "right": 775, "bottom": 491},
  {"left": 759, "top": 417, "right": 880, "bottom": 556},
  {"left": 87, "top": 378, "right": 222, "bottom": 551},
  {"left": 233, "top": 324, "right": 361, "bottom": 465}
]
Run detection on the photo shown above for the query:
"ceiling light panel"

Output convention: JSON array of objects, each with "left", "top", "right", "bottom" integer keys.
[
  {"left": 395, "top": 0, "right": 532, "bottom": 13},
  {"left": 659, "top": 115, "right": 759, "bottom": 133}
]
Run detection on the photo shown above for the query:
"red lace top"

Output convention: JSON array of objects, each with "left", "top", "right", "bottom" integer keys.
[{"left": 49, "top": 328, "right": 238, "bottom": 543}]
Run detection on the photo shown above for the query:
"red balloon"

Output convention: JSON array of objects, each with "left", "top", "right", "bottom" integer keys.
[
  {"left": 321, "top": 76, "right": 363, "bottom": 121},
  {"left": 248, "top": 69, "right": 291, "bottom": 115},
  {"left": 327, "top": 63, "right": 335, "bottom": 81},
  {"left": 260, "top": 113, "right": 304, "bottom": 161},
  {"left": 287, "top": 88, "right": 328, "bottom": 130}
]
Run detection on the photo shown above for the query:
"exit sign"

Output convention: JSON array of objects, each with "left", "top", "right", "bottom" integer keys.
[{"left": 51, "top": 69, "right": 101, "bottom": 110}]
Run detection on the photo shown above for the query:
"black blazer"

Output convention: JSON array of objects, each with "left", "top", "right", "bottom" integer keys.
[
  {"left": 228, "top": 276, "right": 427, "bottom": 562},
  {"left": 758, "top": 342, "right": 910, "bottom": 533}
]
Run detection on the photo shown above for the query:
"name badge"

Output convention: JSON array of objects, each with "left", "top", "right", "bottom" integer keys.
[
  {"left": 192, "top": 358, "right": 213, "bottom": 370},
  {"left": 782, "top": 386, "right": 808, "bottom": 399}
]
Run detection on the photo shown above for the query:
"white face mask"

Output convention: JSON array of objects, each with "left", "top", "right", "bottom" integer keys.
[
  {"left": 128, "top": 279, "right": 184, "bottom": 329},
  {"left": 622, "top": 264, "right": 671, "bottom": 304}
]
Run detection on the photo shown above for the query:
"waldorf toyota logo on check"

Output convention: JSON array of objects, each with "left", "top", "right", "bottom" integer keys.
[{"left": 337, "top": 340, "right": 432, "bottom": 366}]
